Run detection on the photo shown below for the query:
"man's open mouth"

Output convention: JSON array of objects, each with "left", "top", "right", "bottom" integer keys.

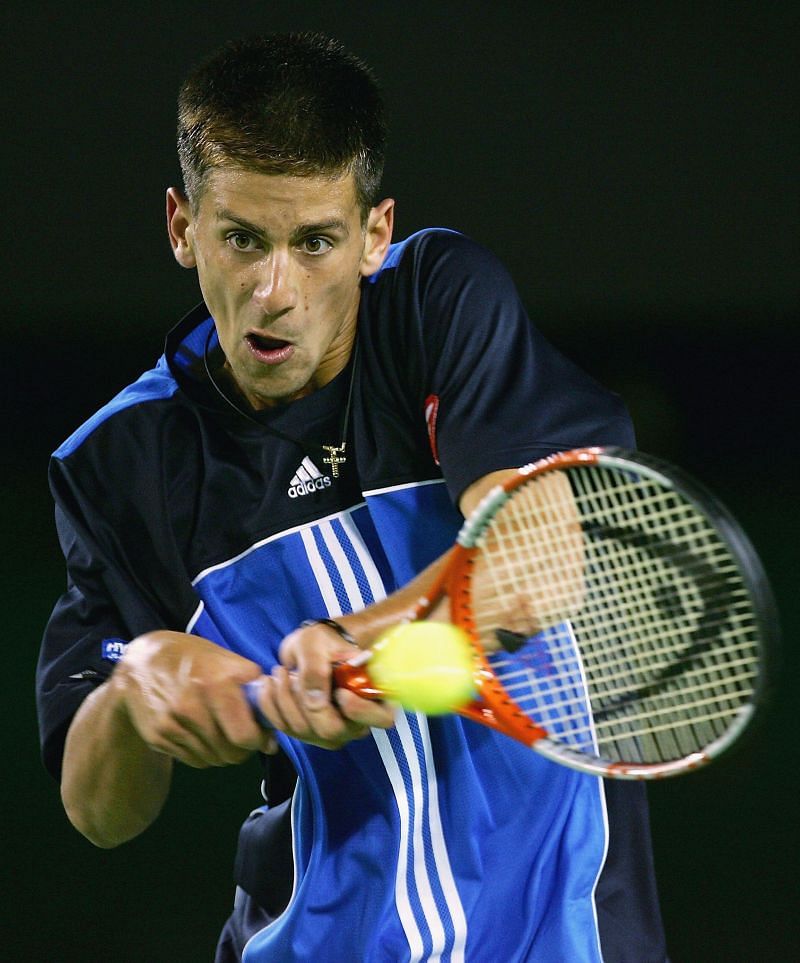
[
  {"left": 246, "top": 333, "right": 290, "bottom": 351},
  {"left": 245, "top": 333, "right": 295, "bottom": 364}
]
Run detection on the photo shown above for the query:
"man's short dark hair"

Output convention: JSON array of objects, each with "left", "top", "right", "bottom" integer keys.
[{"left": 177, "top": 33, "right": 387, "bottom": 219}]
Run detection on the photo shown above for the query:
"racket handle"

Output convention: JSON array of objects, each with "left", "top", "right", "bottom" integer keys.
[{"left": 242, "top": 680, "right": 273, "bottom": 730}]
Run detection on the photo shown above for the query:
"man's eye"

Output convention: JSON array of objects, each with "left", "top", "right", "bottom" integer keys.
[
  {"left": 301, "top": 236, "right": 333, "bottom": 256},
  {"left": 226, "top": 232, "right": 257, "bottom": 252}
]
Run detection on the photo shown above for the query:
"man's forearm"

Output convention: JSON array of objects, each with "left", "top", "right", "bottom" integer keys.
[
  {"left": 337, "top": 470, "right": 519, "bottom": 647},
  {"left": 60, "top": 629, "right": 272, "bottom": 846},
  {"left": 60, "top": 673, "right": 173, "bottom": 848}
]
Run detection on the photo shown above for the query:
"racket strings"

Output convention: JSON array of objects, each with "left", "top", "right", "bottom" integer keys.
[
  {"left": 488, "top": 643, "right": 756, "bottom": 758},
  {"left": 492, "top": 639, "right": 757, "bottom": 704},
  {"left": 496, "top": 663, "right": 756, "bottom": 734},
  {"left": 471, "top": 464, "right": 761, "bottom": 764},
  {"left": 574, "top": 470, "right": 758, "bottom": 759}
]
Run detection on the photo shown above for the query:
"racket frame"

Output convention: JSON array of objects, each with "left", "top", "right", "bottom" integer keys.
[{"left": 416, "top": 447, "right": 773, "bottom": 779}]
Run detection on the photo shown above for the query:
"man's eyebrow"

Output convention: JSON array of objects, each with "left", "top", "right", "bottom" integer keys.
[
  {"left": 215, "top": 209, "right": 266, "bottom": 235},
  {"left": 292, "top": 218, "right": 351, "bottom": 239},
  {"left": 215, "top": 209, "right": 351, "bottom": 239}
]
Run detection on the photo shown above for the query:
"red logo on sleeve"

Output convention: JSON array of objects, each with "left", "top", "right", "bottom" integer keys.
[{"left": 424, "top": 394, "right": 440, "bottom": 465}]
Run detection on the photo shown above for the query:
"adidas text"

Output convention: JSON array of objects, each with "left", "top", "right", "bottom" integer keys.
[{"left": 289, "top": 476, "right": 332, "bottom": 498}]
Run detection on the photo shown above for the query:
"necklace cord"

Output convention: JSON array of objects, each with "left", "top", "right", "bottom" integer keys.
[{"left": 201, "top": 323, "right": 359, "bottom": 462}]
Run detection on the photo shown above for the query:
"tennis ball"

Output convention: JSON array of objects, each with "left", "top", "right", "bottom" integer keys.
[{"left": 369, "top": 622, "right": 476, "bottom": 715}]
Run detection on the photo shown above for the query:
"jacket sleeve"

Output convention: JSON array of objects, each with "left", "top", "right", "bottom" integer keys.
[{"left": 36, "top": 452, "right": 169, "bottom": 781}]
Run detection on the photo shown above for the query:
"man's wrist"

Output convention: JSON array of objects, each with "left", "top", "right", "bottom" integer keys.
[{"left": 300, "top": 618, "right": 359, "bottom": 648}]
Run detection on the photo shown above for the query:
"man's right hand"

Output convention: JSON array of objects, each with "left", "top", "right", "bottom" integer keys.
[{"left": 112, "top": 631, "right": 277, "bottom": 768}]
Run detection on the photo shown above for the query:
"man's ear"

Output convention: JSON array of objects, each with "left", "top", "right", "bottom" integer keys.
[
  {"left": 166, "top": 187, "right": 197, "bottom": 268},
  {"left": 360, "top": 197, "right": 395, "bottom": 278}
]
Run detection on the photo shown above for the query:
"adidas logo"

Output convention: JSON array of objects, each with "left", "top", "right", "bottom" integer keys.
[{"left": 288, "top": 456, "right": 332, "bottom": 498}]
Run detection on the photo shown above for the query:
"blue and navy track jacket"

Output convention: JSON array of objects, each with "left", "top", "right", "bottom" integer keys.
[{"left": 37, "top": 230, "right": 667, "bottom": 961}]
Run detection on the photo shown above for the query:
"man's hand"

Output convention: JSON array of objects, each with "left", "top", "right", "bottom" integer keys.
[
  {"left": 113, "top": 631, "right": 277, "bottom": 767},
  {"left": 247, "top": 621, "right": 396, "bottom": 749}
]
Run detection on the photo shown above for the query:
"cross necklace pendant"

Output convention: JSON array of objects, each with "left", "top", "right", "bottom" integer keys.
[{"left": 322, "top": 443, "right": 347, "bottom": 477}]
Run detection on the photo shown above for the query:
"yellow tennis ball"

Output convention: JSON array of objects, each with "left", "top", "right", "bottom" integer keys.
[{"left": 369, "top": 621, "right": 476, "bottom": 715}]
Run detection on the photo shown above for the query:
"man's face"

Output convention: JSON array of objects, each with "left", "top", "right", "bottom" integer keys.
[{"left": 169, "top": 167, "right": 392, "bottom": 409}]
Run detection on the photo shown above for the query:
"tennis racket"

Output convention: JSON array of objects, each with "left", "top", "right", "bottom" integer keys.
[{"left": 325, "top": 447, "right": 774, "bottom": 780}]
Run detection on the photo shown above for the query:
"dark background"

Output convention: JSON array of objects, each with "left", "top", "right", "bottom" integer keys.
[{"left": 3, "top": 2, "right": 797, "bottom": 960}]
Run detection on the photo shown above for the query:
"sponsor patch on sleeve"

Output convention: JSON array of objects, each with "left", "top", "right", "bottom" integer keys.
[{"left": 101, "top": 638, "right": 129, "bottom": 662}]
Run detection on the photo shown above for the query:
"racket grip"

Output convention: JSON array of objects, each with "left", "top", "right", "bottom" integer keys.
[
  {"left": 243, "top": 660, "right": 386, "bottom": 730},
  {"left": 242, "top": 679, "right": 273, "bottom": 730}
]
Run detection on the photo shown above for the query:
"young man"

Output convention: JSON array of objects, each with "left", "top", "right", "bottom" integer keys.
[{"left": 37, "top": 34, "right": 668, "bottom": 961}]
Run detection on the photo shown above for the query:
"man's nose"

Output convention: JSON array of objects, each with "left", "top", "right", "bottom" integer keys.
[{"left": 252, "top": 250, "right": 298, "bottom": 317}]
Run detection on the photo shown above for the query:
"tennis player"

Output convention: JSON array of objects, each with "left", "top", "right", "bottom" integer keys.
[{"left": 37, "top": 33, "right": 668, "bottom": 961}]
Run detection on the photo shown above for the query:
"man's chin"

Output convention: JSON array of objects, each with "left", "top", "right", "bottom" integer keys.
[{"left": 244, "top": 375, "right": 313, "bottom": 410}]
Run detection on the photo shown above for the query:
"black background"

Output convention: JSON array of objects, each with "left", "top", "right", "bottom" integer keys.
[{"left": 3, "top": 3, "right": 798, "bottom": 960}]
